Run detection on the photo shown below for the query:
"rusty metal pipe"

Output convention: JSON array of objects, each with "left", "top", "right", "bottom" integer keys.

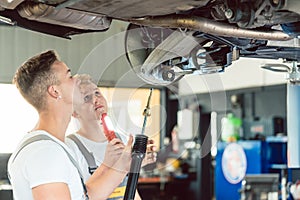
[{"left": 129, "top": 15, "right": 292, "bottom": 41}]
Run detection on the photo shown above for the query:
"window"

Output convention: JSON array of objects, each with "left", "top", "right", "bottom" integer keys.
[{"left": 0, "top": 84, "right": 38, "bottom": 153}]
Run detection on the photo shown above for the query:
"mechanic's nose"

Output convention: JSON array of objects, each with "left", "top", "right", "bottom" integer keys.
[{"left": 93, "top": 94, "right": 99, "bottom": 104}]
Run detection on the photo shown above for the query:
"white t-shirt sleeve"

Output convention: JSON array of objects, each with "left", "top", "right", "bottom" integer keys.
[{"left": 23, "top": 142, "right": 73, "bottom": 188}]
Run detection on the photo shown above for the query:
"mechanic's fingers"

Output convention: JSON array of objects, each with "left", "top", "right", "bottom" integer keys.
[
  {"left": 146, "top": 144, "right": 157, "bottom": 153},
  {"left": 144, "top": 151, "right": 157, "bottom": 165},
  {"left": 126, "top": 135, "right": 134, "bottom": 151},
  {"left": 110, "top": 138, "right": 123, "bottom": 145}
]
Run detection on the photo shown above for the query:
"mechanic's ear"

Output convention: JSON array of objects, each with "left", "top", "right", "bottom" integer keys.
[{"left": 48, "top": 85, "right": 60, "bottom": 99}]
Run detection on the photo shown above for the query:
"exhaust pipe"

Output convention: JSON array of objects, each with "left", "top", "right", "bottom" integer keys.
[
  {"left": 17, "top": 2, "right": 111, "bottom": 30},
  {"left": 129, "top": 15, "right": 292, "bottom": 41}
]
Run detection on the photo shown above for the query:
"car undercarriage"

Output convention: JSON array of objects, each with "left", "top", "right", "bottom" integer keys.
[{"left": 1, "top": 0, "right": 300, "bottom": 85}]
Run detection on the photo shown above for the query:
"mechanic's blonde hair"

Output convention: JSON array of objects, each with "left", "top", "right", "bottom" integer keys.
[{"left": 74, "top": 74, "right": 97, "bottom": 89}]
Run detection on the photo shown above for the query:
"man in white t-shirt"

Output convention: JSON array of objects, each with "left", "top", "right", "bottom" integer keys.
[
  {"left": 9, "top": 130, "right": 86, "bottom": 200},
  {"left": 66, "top": 74, "right": 157, "bottom": 199},
  {"left": 8, "top": 50, "right": 133, "bottom": 200}
]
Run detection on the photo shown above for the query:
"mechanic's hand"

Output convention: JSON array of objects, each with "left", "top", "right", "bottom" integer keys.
[
  {"left": 142, "top": 139, "right": 157, "bottom": 167},
  {"left": 113, "top": 135, "right": 133, "bottom": 173},
  {"left": 103, "top": 138, "right": 124, "bottom": 168}
]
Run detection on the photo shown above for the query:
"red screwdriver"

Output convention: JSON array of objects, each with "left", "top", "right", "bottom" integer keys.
[{"left": 101, "top": 113, "right": 117, "bottom": 141}]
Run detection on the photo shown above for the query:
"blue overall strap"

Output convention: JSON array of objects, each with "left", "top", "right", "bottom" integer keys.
[
  {"left": 67, "top": 134, "right": 97, "bottom": 175},
  {"left": 10, "top": 134, "right": 89, "bottom": 200}
]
